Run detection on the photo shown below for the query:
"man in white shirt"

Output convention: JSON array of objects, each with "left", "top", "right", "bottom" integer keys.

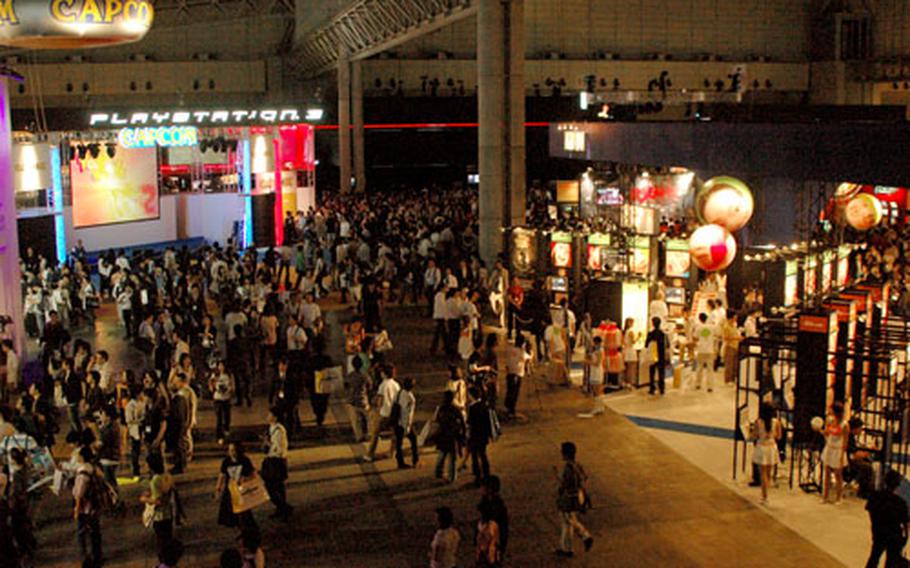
[
  {"left": 504, "top": 334, "right": 532, "bottom": 417},
  {"left": 300, "top": 292, "right": 322, "bottom": 331},
  {"left": 365, "top": 371, "right": 400, "bottom": 462},
  {"left": 445, "top": 289, "right": 463, "bottom": 358},
  {"left": 224, "top": 305, "right": 248, "bottom": 342},
  {"left": 431, "top": 286, "right": 449, "bottom": 354},
  {"left": 264, "top": 408, "right": 293, "bottom": 520},
  {"left": 394, "top": 378, "right": 418, "bottom": 469},
  {"left": 693, "top": 313, "right": 717, "bottom": 392},
  {"left": 286, "top": 313, "right": 308, "bottom": 363},
  {"left": 424, "top": 259, "right": 442, "bottom": 309}
]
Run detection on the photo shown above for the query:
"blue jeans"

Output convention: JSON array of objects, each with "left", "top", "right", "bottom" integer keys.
[{"left": 435, "top": 449, "right": 457, "bottom": 482}]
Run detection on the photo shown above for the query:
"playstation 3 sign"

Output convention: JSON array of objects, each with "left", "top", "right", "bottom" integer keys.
[
  {"left": 0, "top": 0, "right": 153, "bottom": 49},
  {"left": 90, "top": 109, "right": 304, "bottom": 128},
  {"left": 118, "top": 126, "right": 199, "bottom": 149}
]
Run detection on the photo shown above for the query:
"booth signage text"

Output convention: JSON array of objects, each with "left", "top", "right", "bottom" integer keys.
[
  {"left": 118, "top": 126, "right": 199, "bottom": 148},
  {"left": 91, "top": 108, "right": 302, "bottom": 127}
]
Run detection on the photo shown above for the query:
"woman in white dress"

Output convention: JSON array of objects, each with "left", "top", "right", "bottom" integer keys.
[
  {"left": 822, "top": 401, "right": 849, "bottom": 504},
  {"left": 621, "top": 318, "right": 638, "bottom": 389},
  {"left": 752, "top": 402, "right": 781, "bottom": 505}
]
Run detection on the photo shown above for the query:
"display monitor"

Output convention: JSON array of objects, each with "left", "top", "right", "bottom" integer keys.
[
  {"left": 595, "top": 186, "right": 623, "bottom": 206},
  {"left": 71, "top": 147, "right": 159, "bottom": 228},
  {"left": 665, "top": 239, "right": 690, "bottom": 278},
  {"left": 784, "top": 260, "right": 798, "bottom": 306},
  {"left": 665, "top": 287, "right": 686, "bottom": 305},
  {"left": 550, "top": 276, "right": 568, "bottom": 292}
]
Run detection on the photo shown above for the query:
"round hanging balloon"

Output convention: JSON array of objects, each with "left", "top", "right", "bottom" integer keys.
[
  {"left": 689, "top": 224, "right": 737, "bottom": 272},
  {"left": 696, "top": 176, "right": 754, "bottom": 232},
  {"left": 844, "top": 193, "right": 883, "bottom": 231},
  {"left": 833, "top": 182, "right": 862, "bottom": 207},
  {"left": 0, "top": 0, "right": 154, "bottom": 49}
]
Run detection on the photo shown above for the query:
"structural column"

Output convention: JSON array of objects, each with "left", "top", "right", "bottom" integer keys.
[
  {"left": 337, "top": 54, "right": 352, "bottom": 193},
  {"left": 0, "top": 78, "right": 23, "bottom": 355},
  {"left": 352, "top": 60, "right": 366, "bottom": 192},
  {"left": 478, "top": 0, "right": 525, "bottom": 264}
]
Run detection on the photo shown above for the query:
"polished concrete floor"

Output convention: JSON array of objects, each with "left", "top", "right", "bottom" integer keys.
[{"left": 29, "top": 302, "right": 852, "bottom": 567}]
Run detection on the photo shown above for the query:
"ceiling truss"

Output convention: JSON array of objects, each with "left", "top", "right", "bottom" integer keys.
[{"left": 292, "top": 0, "right": 477, "bottom": 77}]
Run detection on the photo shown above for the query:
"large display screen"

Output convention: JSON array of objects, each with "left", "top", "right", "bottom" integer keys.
[
  {"left": 71, "top": 147, "right": 159, "bottom": 228},
  {"left": 665, "top": 239, "right": 691, "bottom": 278}
]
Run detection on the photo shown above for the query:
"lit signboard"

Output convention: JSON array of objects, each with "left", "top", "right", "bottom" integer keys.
[
  {"left": 118, "top": 126, "right": 199, "bottom": 148},
  {"left": 89, "top": 108, "right": 313, "bottom": 127},
  {"left": 0, "top": 0, "right": 153, "bottom": 49}
]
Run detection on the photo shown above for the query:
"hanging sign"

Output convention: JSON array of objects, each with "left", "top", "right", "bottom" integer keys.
[{"left": 0, "top": 0, "right": 153, "bottom": 49}]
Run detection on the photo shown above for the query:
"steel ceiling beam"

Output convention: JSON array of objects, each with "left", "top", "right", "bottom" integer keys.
[{"left": 291, "top": 0, "right": 477, "bottom": 78}]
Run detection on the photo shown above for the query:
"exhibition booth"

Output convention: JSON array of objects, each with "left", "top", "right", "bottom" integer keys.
[
  {"left": 546, "top": 120, "right": 910, "bottom": 491},
  {"left": 13, "top": 109, "right": 319, "bottom": 261}
]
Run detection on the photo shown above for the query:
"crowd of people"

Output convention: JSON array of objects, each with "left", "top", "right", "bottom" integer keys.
[{"left": 0, "top": 185, "right": 603, "bottom": 568}]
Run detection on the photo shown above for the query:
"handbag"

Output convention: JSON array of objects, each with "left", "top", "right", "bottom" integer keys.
[
  {"left": 488, "top": 408, "right": 502, "bottom": 442},
  {"left": 228, "top": 474, "right": 270, "bottom": 514},
  {"left": 142, "top": 503, "right": 156, "bottom": 528}
]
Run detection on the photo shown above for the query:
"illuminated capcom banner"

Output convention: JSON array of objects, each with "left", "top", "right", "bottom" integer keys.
[
  {"left": 118, "top": 126, "right": 198, "bottom": 148},
  {"left": 0, "top": 0, "right": 153, "bottom": 49}
]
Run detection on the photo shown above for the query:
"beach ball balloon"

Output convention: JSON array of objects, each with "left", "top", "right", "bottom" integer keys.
[
  {"left": 834, "top": 182, "right": 862, "bottom": 207},
  {"left": 696, "top": 176, "right": 754, "bottom": 232},
  {"left": 689, "top": 224, "right": 737, "bottom": 272},
  {"left": 845, "top": 193, "right": 883, "bottom": 231},
  {"left": 810, "top": 416, "right": 824, "bottom": 432}
]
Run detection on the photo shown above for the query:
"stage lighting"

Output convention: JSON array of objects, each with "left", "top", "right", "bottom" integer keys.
[
  {"left": 77, "top": 144, "right": 88, "bottom": 160},
  {"left": 88, "top": 143, "right": 100, "bottom": 159},
  {"left": 106, "top": 143, "right": 116, "bottom": 158}
]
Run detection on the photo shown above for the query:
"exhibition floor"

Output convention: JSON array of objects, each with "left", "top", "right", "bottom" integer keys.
[{"left": 603, "top": 374, "right": 869, "bottom": 568}]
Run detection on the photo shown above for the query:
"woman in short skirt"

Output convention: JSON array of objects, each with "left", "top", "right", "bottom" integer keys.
[
  {"left": 821, "top": 402, "right": 849, "bottom": 504},
  {"left": 752, "top": 402, "right": 781, "bottom": 505}
]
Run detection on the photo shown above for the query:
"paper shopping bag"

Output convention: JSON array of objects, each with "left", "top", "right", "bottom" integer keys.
[{"left": 230, "top": 474, "right": 270, "bottom": 514}]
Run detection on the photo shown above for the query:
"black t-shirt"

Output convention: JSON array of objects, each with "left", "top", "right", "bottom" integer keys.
[
  {"left": 143, "top": 402, "right": 165, "bottom": 443},
  {"left": 220, "top": 455, "right": 255, "bottom": 480},
  {"left": 646, "top": 329, "right": 668, "bottom": 363},
  {"left": 867, "top": 490, "right": 909, "bottom": 539}
]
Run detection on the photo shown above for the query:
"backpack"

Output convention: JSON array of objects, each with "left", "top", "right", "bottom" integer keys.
[{"left": 79, "top": 467, "right": 117, "bottom": 512}]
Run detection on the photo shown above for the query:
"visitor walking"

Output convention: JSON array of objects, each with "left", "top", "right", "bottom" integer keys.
[{"left": 555, "top": 442, "right": 593, "bottom": 558}]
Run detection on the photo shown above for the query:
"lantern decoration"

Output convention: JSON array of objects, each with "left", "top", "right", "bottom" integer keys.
[
  {"left": 844, "top": 193, "right": 883, "bottom": 231},
  {"left": 689, "top": 224, "right": 737, "bottom": 272},
  {"left": 696, "top": 176, "right": 754, "bottom": 232}
]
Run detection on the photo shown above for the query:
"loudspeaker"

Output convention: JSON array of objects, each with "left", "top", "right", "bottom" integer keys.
[{"left": 251, "top": 193, "right": 275, "bottom": 247}]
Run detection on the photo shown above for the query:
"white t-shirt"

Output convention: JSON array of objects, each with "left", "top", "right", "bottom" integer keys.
[
  {"left": 377, "top": 378, "right": 401, "bottom": 418},
  {"left": 430, "top": 527, "right": 460, "bottom": 568},
  {"left": 504, "top": 344, "right": 531, "bottom": 377},
  {"left": 546, "top": 324, "right": 566, "bottom": 354},
  {"left": 694, "top": 323, "right": 717, "bottom": 355}
]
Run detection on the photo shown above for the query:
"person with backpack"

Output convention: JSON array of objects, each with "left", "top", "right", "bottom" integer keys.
[
  {"left": 554, "top": 442, "right": 593, "bottom": 558},
  {"left": 72, "top": 446, "right": 104, "bottom": 568}
]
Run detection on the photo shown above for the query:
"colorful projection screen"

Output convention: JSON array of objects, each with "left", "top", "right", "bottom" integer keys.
[{"left": 71, "top": 147, "right": 159, "bottom": 228}]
